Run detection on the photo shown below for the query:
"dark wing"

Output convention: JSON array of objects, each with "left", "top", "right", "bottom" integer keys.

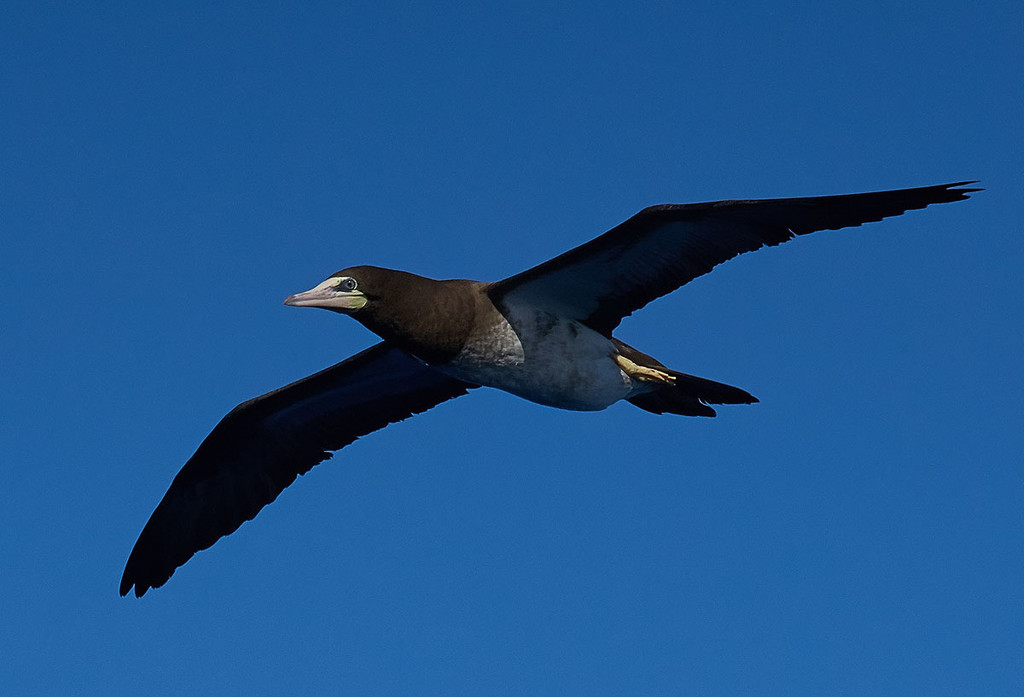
[
  {"left": 120, "top": 342, "right": 474, "bottom": 597},
  {"left": 489, "top": 182, "right": 978, "bottom": 335}
]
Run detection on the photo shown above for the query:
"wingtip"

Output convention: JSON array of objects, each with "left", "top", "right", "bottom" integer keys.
[
  {"left": 120, "top": 552, "right": 161, "bottom": 598},
  {"left": 943, "top": 181, "right": 983, "bottom": 196},
  {"left": 119, "top": 566, "right": 133, "bottom": 597},
  {"left": 120, "top": 576, "right": 157, "bottom": 598},
  {"left": 119, "top": 572, "right": 143, "bottom": 598}
]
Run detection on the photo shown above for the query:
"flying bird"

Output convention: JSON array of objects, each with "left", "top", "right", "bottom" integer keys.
[{"left": 120, "top": 182, "right": 977, "bottom": 596}]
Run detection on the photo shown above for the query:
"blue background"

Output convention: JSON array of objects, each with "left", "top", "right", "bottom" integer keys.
[{"left": 3, "top": 2, "right": 1021, "bottom": 694}]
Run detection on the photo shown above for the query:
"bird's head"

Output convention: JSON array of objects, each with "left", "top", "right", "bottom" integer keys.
[
  {"left": 283, "top": 265, "right": 480, "bottom": 362},
  {"left": 283, "top": 266, "right": 392, "bottom": 314},
  {"left": 283, "top": 265, "right": 449, "bottom": 316}
]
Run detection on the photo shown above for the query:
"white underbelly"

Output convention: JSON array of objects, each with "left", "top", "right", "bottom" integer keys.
[{"left": 435, "top": 305, "right": 635, "bottom": 411}]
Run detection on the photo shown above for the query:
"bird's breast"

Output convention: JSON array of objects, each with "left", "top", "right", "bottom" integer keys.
[{"left": 435, "top": 304, "right": 634, "bottom": 411}]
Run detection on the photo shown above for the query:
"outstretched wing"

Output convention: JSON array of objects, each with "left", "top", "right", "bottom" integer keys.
[
  {"left": 120, "top": 342, "right": 474, "bottom": 597},
  {"left": 489, "top": 182, "right": 978, "bottom": 335}
]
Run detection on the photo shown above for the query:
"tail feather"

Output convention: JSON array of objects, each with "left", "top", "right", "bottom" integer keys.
[
  {"left": 628, "top": 391, "right": 720, "bottom": 417},
  {"left": 627, "top": 371, "right": 757, "bottom": 418},
  {"left": 613, "top": 338, "right": 757, "bottom": 418},
  {"left": 664, "top": 369, "right": 758, "bottom": 405}
]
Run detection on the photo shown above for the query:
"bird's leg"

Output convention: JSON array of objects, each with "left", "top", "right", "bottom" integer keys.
[{"left": 614, "top": 353, "right": 676, "bottom": 384}]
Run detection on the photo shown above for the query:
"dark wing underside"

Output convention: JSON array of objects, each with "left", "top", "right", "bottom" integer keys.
[
  {"left": 489, "top": 182, "right": 978, "bottom": 335},
  {"left": 120, "top": 343, "right": 474, "bottom": 597}
]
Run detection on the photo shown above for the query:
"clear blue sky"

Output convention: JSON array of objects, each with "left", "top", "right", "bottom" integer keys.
[{"left": 2, "top": 1, "right": 1021, "bottom": 695}]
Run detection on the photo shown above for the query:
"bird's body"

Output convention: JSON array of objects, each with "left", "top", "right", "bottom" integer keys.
[
  {"left": 437, "top": 298, "right": 633, "bottom": 411},
  {"left": 120, "top": 182, "right": 978, "bottom": 597},
  {"left": 305, "top": 267, "right": 754, "bottom": 412}
]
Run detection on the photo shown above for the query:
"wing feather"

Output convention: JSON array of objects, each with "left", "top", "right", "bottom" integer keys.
[
  {"left": 120, "top": 342, "right": 474, "bottom": 597},
  {"left": 490, "top": 182, "right": 978, "bottom": 334}
]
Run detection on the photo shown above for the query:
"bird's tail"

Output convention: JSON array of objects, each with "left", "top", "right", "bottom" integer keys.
[
  {"left": 627, "top": 369, "right": 757, "bottom": 417},
  {"left": 612, "top": 338, "right": 757, "bottom": 418}
]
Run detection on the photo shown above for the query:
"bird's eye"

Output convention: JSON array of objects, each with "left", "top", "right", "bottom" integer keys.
[{"left": 339, "top": 277, "right": 358, "bottom": 292}]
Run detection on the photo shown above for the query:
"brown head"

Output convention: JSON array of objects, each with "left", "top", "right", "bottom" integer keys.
[{"left": 284, "top": 265, "right": 489, "bottom": 364}]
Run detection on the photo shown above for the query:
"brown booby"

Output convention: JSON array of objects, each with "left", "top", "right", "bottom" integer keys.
[{"left": 120, "top": 182, "right": 977, "bottom": 596}]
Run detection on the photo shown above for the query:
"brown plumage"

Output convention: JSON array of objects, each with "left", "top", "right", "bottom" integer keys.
[{"left": 121, "top": 182, "right": 977, "bottom": 597}]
